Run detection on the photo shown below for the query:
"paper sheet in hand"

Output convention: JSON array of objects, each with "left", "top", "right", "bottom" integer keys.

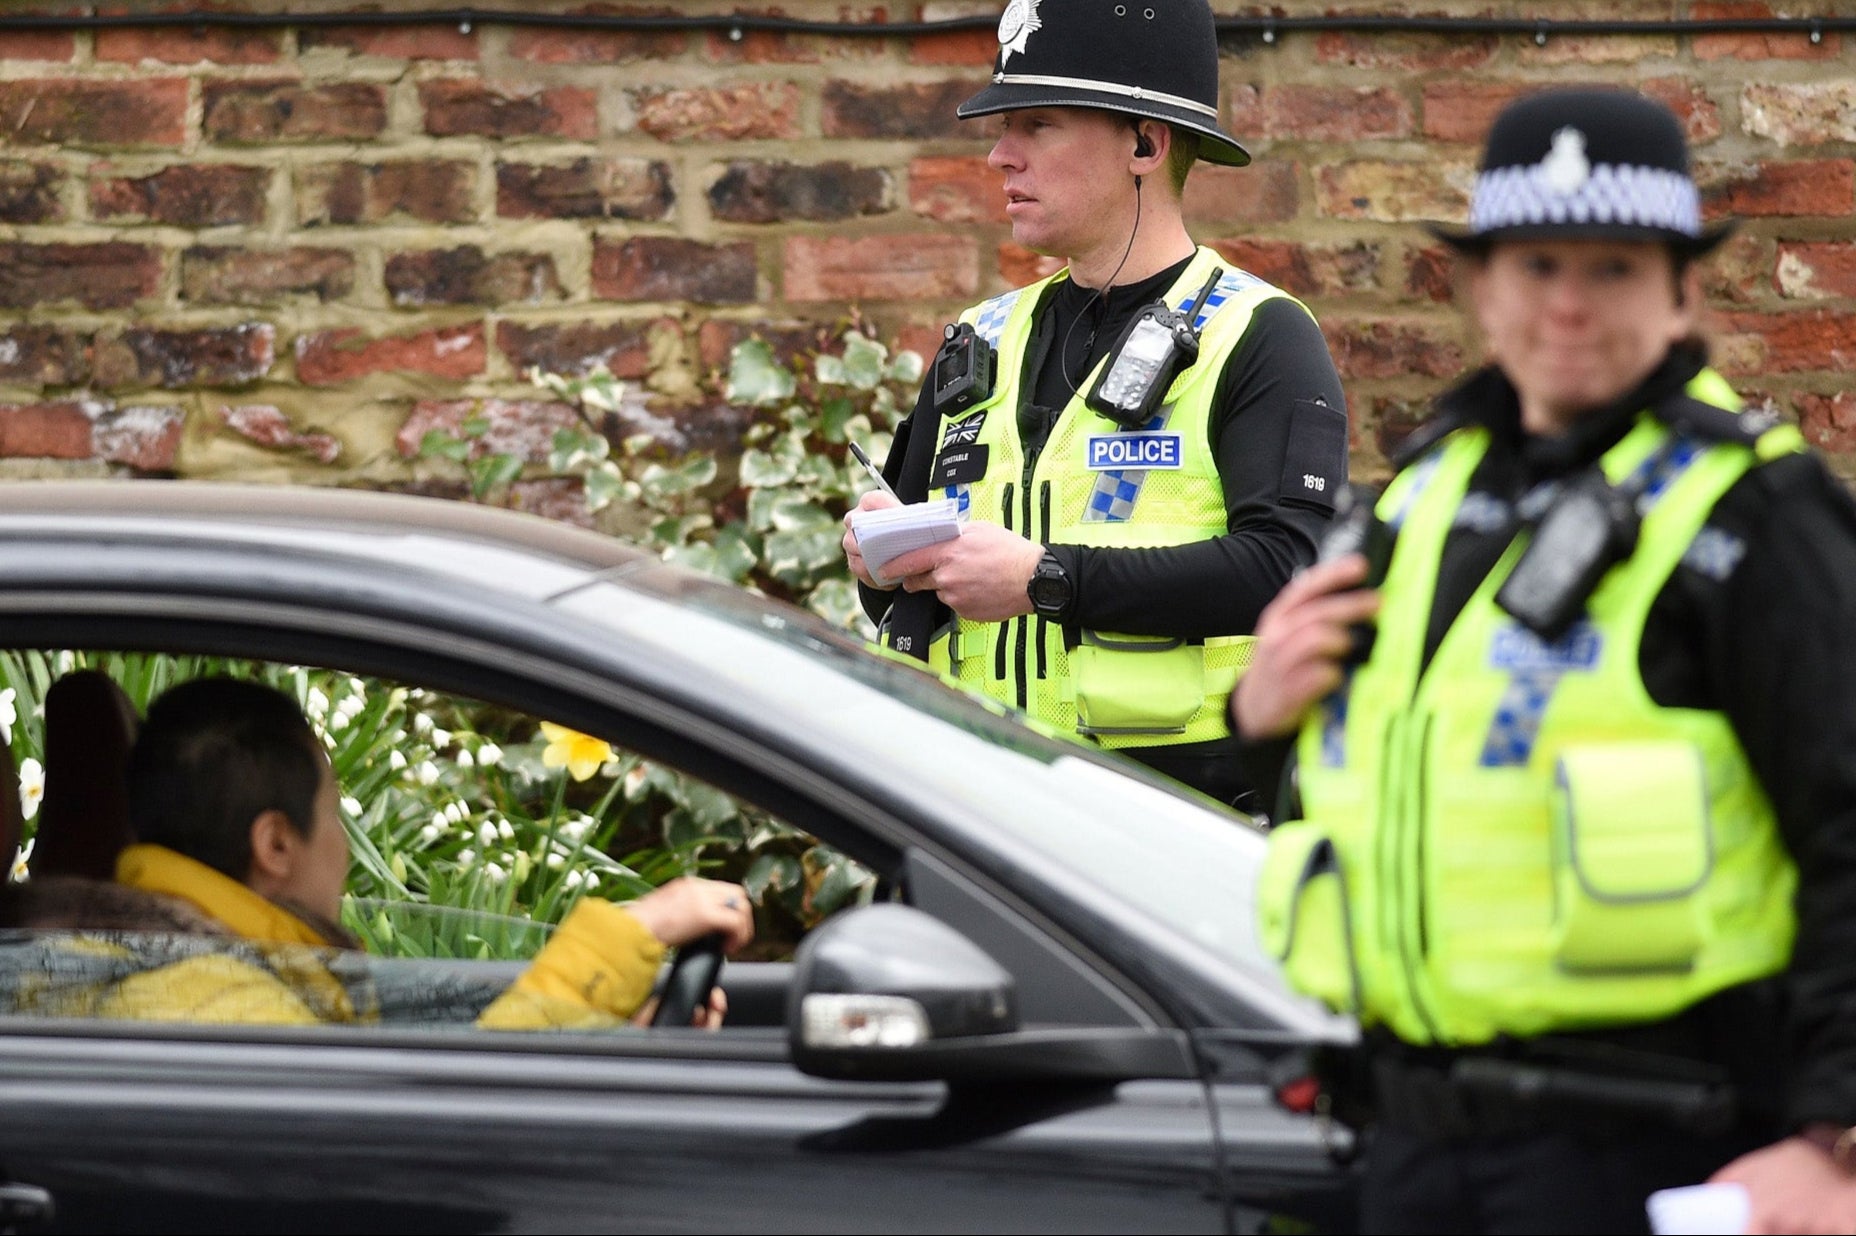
[
  {"left": 1646, "top": 1183, "right": 1749, "bottom": 1235},
  {"left": 851, "top": 498, "right": 962, "bottom": 583}
]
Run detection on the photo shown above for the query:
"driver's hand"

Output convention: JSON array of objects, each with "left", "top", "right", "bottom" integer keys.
[{"left": 623, "top": 877, "right": 754, "bottom": 953}]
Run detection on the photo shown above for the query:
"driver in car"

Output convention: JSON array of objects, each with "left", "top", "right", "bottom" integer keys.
[{"left": 7, "top": 676, "right": 753, "bottom": 1029}]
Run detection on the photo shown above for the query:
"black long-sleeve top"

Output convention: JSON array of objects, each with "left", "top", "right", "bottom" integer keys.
[{"left": 1241, "top": 346, "right": 1856, "bottom": 1133}]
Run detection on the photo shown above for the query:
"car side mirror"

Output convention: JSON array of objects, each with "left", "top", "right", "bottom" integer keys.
[{"left": 787, "top": 903, "right": 1016, "bottom": 1079}]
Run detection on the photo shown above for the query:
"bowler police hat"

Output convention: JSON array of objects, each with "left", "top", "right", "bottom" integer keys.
[
  {"left": 1429, "top": 87, "right": 1732, "bottom": 255},
  {"left": 956, "top": 0, "right": 1251, "bottom": 167}
]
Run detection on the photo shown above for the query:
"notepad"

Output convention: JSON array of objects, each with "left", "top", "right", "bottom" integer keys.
[
  {"left": 850, "top": 498, "right": 963, "bottom": 586},
  {"left": 1646, "top": 1183, "right": 1748, "bottom": 1235}
]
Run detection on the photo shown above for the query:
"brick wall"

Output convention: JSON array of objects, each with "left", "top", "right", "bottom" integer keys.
[{"left": 0, "top": 1, "right": 1852, "bottom": 507}]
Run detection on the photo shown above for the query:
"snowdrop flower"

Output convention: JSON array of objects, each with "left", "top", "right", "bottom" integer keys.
[
  {"left": 413, "top": 713, "right": 434, "bottom": 735},
  {"left": 431, "top": 810, "right": 449, "bottom": 831},
  {"left": 415, "top": 761, "right": 440, "bottom": 786},
  {"left": 444, "top": 800, "right": 469, "bottom": 825},
  {"left": 581, "top": 873, "right": 599, "bottom": 892},
  {"left": 456, "top": 848, "right": 476, "bottom": 870},
  {"left": 431, "top": 728, "right": 452, "bottom": 748},
  {"left": 546, "top": 852, "right": 565, "bottom": 870},
  {"left": 419, "top": 822, "right": 444, "bottom": 845},
  {"left": 478, "top": 821, "right": 497, "bottom": 848},
  {"left": 559, "top": 814, "right": 595, "bottom": 843},
  {"left": 476, "top": 742, "right": 503, "bottom": 768},
  {"left": 622, "top": 763, "right": 649, "bottom": 799},
  {"left": 496, "top": 818, "right": 515, "bottom": 841},
  {"left": 327, "top": 710, "right": 349, "bottom": 733},
  {"left": 340, "top": 795, "right": 362, "bottom": 819},
  {"left": 563, "top": 868, "right": 585, "bottom": 891},
  {"left": 455, "top": 749, "right": 475, "bottom": 768},
  {"left": 305, "top": 687, "right": 330, "bottom": 719},
  {"left": 0, "top": 687, "right": 16, "bottom": 746},
  {"left": 9, "top": 836, "right": 32, "bottom": 882},
  {"left": 17, "top": 758, "right": 43, "bottom": 822},
  {"left": 389, "top": 750, "right": 408, "bottom": 771},
  {"left": 482, "top": 862, "right": 506, "bottom": 885}
]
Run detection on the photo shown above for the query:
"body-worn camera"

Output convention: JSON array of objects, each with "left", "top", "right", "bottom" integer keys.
[
  {"left": 1085, "top": 269, "right": 1223, "bottom": 429},
  {"left": 1318, "top": 484, "right": 1396, "bottom": 666},
  {"left": 1495, "top": 467, "right": 1640, "bottom": 642},
  {"left": 932, "top": 322, "right": 995, "bottom": 415}
]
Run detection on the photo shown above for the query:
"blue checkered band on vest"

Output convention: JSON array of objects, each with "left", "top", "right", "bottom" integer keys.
[
  {"left": 971, "top": 289, "right": 1022, "bottom": 348},
  {"left": 1079, "top": 270, "right": 1262, "bottom": 525},
  {"left": 1469, "top": 162, "right": 1702, "bottom": 237}
]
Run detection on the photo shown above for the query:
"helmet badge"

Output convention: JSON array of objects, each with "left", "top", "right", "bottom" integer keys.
[
  {"left": 997, "top": 0, "right": 1042, "bottom": 66},
  {"left": 1539, "top": 126, "right": 1591, "bottom": 195}
]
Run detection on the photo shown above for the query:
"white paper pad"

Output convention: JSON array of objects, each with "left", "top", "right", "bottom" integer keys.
[
  {"left": 850, "top": 498, "right": 962, "bottom": 584},
  {"left": 1647, "top": 1182, "right": 1749, "bottom": 1235}
]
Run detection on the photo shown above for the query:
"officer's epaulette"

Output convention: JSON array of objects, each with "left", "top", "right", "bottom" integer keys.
[
  {"left": 1389, "top": 407, "right": 1471, "bottom": 469},
  {"left": 1652, "top": 394, "right": 1784, "bottom": 447}
]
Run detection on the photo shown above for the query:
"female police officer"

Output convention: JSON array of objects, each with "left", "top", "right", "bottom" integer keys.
[{"left": 1234, "top": 88, "right": 1856, "bottom": 1233}]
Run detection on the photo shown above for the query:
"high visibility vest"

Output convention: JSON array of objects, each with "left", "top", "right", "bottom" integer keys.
[
  {"left": 917, "top": 247, "right": 1301, "bottom": 750},
  {"left": 1259, "top": 373, "right": 1807, "bottom": 1045}
]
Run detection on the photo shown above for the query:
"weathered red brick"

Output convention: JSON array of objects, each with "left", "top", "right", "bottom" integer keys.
[
  {"left": 181, "top": 246, "right": 356, "bottom": 306},
  {"left": 497, "top": 320, "right": 657, "bottom": 379},
  {"left": 821, "top": 80, "right": 972, "bottom": 139},
  {"left": 420, "top": 80, "right": 596, "bottom": 140},
  {"left": 709, "top": 161, "right": 891, "bottom": 224},
  {"left": 1182, "top": 162, "right": 1300, "bottom": 226},
  {"left": 1315, "top": 26, "right": 1497, "bottom": 72},
  {"left": 784, "top": 234, "right": 978, "bottom": 301},
  {"left": 0, "top": 79, "right": 187, "bottom": 147},
  {"left": 96, "top": 9, "right": 282, "bottom": 65},
  {"left": 203, "top": 80, "right": 387, "bottom": 144},
  {"left": 1796, "top": 391, "right": 1856, "bottom": 453},
  {"left": 396, "top": 398, "right": 581, "bottom": 462},
  {"left": 386, "top": 247, "right": 564, "bottom": 307},
  {"left": 1422, "top": 81, "right": 1530, "bottom": 145},
  {"left": 1698, "top": 231, "right": 1769, "bottom": 306},
  {"left": 298, "top": 22, "right": 479, "bottom": 60},
  {"left": 297, "top": 160, "right": 478, "bottom": 226},
  {"left": 1372, "top": 395, "right": 1439, "bottom": 464},
  {"left": 695, "top": 319, "right": 831, "bottom": 373},
  {"left": 1317, "top": 160, "right": 1473, "bottom": 223},
  {"left": 1321, "top": 317, "right": 1466, "bottom": 380},
  {"left": 908, "top": 13, "right": 994, "bottom": 67},
  {"left": 1404, "top": 244, "right": 1460, "bottom": 304},
  {"left": 496, "top": 158, "right": 673, "bottom": 220},
  {"left": 1515, "top": 0, "right": 1679, "bottom": 66},
  {"left": 1718, "top": 309, "right": 1856, "bottom": 373},
  {"left": 1206, "top": 238, "right": 1382, "bottom": 299},
  {"left": 593, "top": 238, "right": 758, "bottom": 303},
  {"left": 705, "top": 7, "right": 888, "bottom": 64},
  {"left": 296, "top": 324, "right": 486, "bottom": 386},
  {"left": 1777, "top": 241, "right": 1856, "bottom": 300},
  {"left": 1703, "top": 159, "right": 1855, "bottom": 218},
  {"left": 1256, "top": 85, "right": 1413, "bottom": 142},
  {"left": 909, "top": 155, "right": 1005, "bottom": 224},
  {"left": 633, "top": 83, "right": 803, "bottom": 142},
  {"left": 507, "top": 6, "right": 687, "bottom": 62},
  {"left": 94, "top": 404, "right": 184, "bottom": 472},
  {"left": 0, "top": 162, "right": 62, "bottom": 223},
  {"left": 0, "top": 13, "right": 74, "bottom": 63},
  {"left": 92, "top": 324, "right": 274, "bottom": 389},
  {"left": 1694, "top": 2, "right": 1841, "bottom": 60},
  {"left": 0, "top": 401, "right": 95, "bottom": 459},
  {"left": 1742, "top": 83, "right": 1856, "bottom": 147},
  {"left": 89, "top": 163, "right": 270, "bottom": 227},
  {"left": 220, "top": 405, "right": 342, "bottom": 463},
  {"left": 0, "top": 325, "right": 88, "bottom": 386},
  {"left": 0, "top": 242, "right": 161, "bottom": 310}
]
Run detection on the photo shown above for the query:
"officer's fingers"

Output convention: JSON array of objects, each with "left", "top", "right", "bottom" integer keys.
[
  {"left": 883, "top": 542, "right": 949, "bottom": 579},
  {"left": 1279, "top": 554, "right": 1373, "bottom": 609},
  {"left": 857, "top": 490, "right": 902, "bottom": 512}
]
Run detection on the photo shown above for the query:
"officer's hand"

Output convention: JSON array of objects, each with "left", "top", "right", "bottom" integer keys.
[
  {"left": 842, "top": 490, "right": 903, "bottom": 590},
  {"left": 888, "top": 522, "right": 1044, "bottom": 623},
  {"left": 1229, "top": 554, "right": 1381, "bottom": 740},
  {"left": 622, "top": 877, "right": 755, "bottom": 954},
  {"left": 1711, "top": 1135, "right": 1856, "bottom": 1234}
]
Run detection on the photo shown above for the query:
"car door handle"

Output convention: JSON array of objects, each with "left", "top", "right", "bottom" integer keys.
[{"left": 0, "top": 1182, "right": 54, "bottom": 1232}]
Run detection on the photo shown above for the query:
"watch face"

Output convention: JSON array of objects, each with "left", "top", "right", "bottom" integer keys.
[{"left": 1029, "top": 563, "right": 1069, "bottom": 613}]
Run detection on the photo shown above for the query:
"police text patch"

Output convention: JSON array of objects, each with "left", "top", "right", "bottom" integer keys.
[
  {"left": 940, "top": 410, "right": 987, "bottom": 449},
  {"left": 1085, "top": 432, "right": 1183, "bottom": 471},
  {"left": 932, "top": 444, "right": 989, "bottom": 487}
]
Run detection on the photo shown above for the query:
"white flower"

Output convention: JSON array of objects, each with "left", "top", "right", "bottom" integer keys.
[
  {"left": 476, "top": 742, "right": 503, "bottom": 768},
  {"left": 389, "top": 750, "right": 408, "bottom": 771},
  {"left": 456, "top": 848, "right": 476, "bottom": 869},
  {"left": 413, "top": 713, "right": 433, "bottom": 735},
  {"left": 495, "top": 818, "right": 514, "bottom": 841},
  {"left": 346, "top": 676, "right": 367, "bottom": 696},
  {"left": 415, "top": 761, "right": 440, "bottom": 786},
  {"left": 337, "top": 694, "right": 365, "bottom": 720},
  {"left": 0, "top": 687, "right": 16, "bottom": 746},
  {"left": 431, "top": 810, "right": 449, "bottom": 830},
  {"left": 327, "top": 710, "right": 349, "bottom": 733},
  {"left": 444, "top": 800, "right": 469, "bottom": 825},
  {"left": 546, "top": 852, "right": 565, "bottom": 870},
  {"left": 563, "top": 868, "right": 584, "bottom": 890},
  {"left": 482, "top": 861, "right": 506, "bottom": 885},
  {"left": 622, "top": 764, "right": 649, "bottom": 799},
  {"left": 17, "top": 758, "right": 43, "bottom": 822},
  {"left": 9, "top": 836, "right": 32, "bottom": 882},
  {"left": 559, "top": 814, "right": 595, "bottom": 843},
  {"left": 581, "top": 873, "right": 599, "bottom": 892},
  {"left": 455, "top": 749, "right": 475, "bottom": 768},
  {"left": 340, "top": 795, "right": 362, "bottom": 818},
  {"left": 418, "top": 823, "right": 444, "bottom": 845},
  {"left": 305, "top": 687, "right": 330, "bottom": 719},
  {"left": 478, "top": 821, "right": 497, "bottom": 847},
  {"left": 431, "top": 728, "right": 452, "bottom": 748}
]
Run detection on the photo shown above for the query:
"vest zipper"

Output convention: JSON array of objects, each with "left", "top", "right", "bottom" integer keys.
[
  {"left": 1035, "top": 480, "right": 1052, "bottom": 680},
  {"left": 1401, "top": 712, "right": 1443, "bottom": 1041},
  {"left": 1012, "top": 470, "right": 1035, "bottom": 709},
  {"left": 995, "top": 482, "right": 1015, "bottom": 684}
]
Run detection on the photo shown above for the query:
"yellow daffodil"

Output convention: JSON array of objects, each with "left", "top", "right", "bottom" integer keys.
[{"left": 539, "top": 722, "right": 614, "bottom": 782}]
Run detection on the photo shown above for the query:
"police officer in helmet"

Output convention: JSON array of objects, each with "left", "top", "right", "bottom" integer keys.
[
  {"left": 842, "top": 0, "right": 1348, "bottom": 809},
  {"left": 1238, "top": 87, "right": 1856, "bottom": 1232}
]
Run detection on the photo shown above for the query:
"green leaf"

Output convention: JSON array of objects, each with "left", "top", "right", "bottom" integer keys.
[
  {"left": 886, "top": 349, "right": 925, "bottom": 386},
  {"left": 764, "top": 526, "right": 844, "bottom": 585},
  {"left": 839, "top": 332, "right": 887, "bottom": 390},
  {"left": 418, "top": 430, "right": 471, "bottom": 463},
  {"left": 819, "top": 395, "right": 857, "bottom": 444},
  {"left": 739, "top": 446, "right": 797, "bottom": 489},
  {"left": 745, "top": 853, "right": 802, "bottom": 901},
  {"left": 806, "top": 576, "right": 869, "bottom": 633},
  {"left": 460, "top": 416, "right": 491, "bottom": 439},
  {"left": 725, "top": 339, "right": 798, "bottom": 406},
  {"left": 583, "top": 464, "right": 626, "bottom": 513},
  {"left": 812, "top": 353, "right": 846, "bottom": 386},
  {"left": 467, "top": 453, "right": 524, "bottom": 499}
]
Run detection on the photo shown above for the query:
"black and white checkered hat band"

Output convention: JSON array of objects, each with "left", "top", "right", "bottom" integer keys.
[{"left": 1468, "top": 162, "right": 1702, "bottom": 236}]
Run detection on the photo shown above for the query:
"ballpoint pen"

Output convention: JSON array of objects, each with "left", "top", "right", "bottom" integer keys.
[{"left": 847, "top": 441, "right": 900, "bottom": 502}]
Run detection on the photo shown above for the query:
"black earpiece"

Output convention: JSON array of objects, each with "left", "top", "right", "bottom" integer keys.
[{"left": 1134, "top": 132, "right": 1155, "bottom": 159}]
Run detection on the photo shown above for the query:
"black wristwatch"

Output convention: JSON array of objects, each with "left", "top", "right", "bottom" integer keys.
[{"left": 1026, "top": 549, "right": 1073, "bottom": 620}]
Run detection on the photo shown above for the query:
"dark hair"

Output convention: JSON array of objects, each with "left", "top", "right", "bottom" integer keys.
[{"left": 128, "top": 677, "right": 325, "bottom": 882}]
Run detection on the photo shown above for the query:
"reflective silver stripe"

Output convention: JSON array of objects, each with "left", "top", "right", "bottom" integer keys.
[{"left": 986, "top": 72, "right": 1218, "bottom": 120}]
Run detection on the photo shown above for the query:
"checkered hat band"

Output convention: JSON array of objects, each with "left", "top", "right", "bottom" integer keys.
[{"left": 1468, "top": 163, "right": 1702, "bottom": 236}]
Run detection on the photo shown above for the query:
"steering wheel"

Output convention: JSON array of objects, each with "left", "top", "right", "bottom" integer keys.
[{"left": 651, "top": 932, "right": 726, "bottom": 1027}]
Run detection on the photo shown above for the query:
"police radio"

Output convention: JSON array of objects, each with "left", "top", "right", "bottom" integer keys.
[
  {"left": 1086, "top": 268, "right": 1222, "bottom": 429},
  {"left": 931, "top": 322, "right": 995, "bottom": 415},
  {"left": 1495, "top": 467, "right": 1640, "bottom": 642},
  {"left": 1317, "top": 483, "right": 1396, "bottom": 666}
]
